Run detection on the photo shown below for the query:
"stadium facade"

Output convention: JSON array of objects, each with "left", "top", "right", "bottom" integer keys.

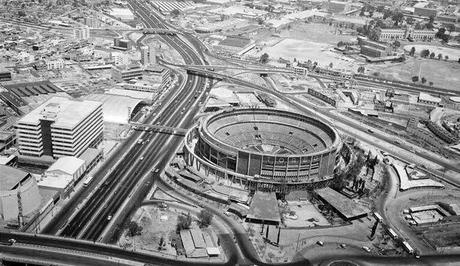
[{"left": 183, "top": 108, "right": 343, "bottom": 192}]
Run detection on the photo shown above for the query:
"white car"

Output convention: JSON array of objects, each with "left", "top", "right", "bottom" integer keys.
[
  {"left": 362, "top": 246, "right": 371, "bottom": 252},
  {"left": 107, "top": 215, "right": 112, "bottom": 221}
]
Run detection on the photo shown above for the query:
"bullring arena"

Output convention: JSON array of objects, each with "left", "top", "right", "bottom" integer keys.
[{"left": 183, "top": 108, "right": 343, "bottom": 193}]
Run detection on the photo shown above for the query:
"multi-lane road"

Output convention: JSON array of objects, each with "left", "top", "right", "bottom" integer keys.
[{"left": 42, "top": 0, "right": 208, "bottom": 242}]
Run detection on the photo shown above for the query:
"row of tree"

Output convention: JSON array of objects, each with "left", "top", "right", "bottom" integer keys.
[{"left": 176, "top": 209, "right": 214, "bottom": 232}]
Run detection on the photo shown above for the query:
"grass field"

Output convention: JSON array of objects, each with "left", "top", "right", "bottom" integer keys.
[{"left": 365, "top": 57, "right": 460, "bottom": 91}]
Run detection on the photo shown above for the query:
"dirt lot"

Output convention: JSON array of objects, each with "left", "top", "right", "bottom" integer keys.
[{"left": 119, "top": 205, "right": 179, "bottom": 255}]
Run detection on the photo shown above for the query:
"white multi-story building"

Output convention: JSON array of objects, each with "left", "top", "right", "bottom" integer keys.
[
  {"left": 111, "top": 52, "right": 130, "bottom": 66},
  {"left": 46, "top": 58, "right": 65, "bottom": 70},
  {"left": 111, "top": 64, "right": 144, "bottom": 82},
  {"left": 140, "top": 45, "right": 157, "bottom": 65},
  {"left": 73, "top": 26, "right": 90, "bottom": 40},
  {"left": 16, "top": 97, "right": 103, "bottom": 158},
  {"left": 376, "top": 27, "right": 435, "bottom": 42}
]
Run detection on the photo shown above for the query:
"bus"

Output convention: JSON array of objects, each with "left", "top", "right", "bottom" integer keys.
[
  {"left": 83, "top": 175, "right": 94, "bottom": 187},
  {"left": 387, "top": 228, "right": 399, "bottom": 240},
  {"left": 373, "top": 212, "right": 383, "bottom": 222},
  {"left": 402, "top": 241, "right": 414, "bottom": 254}
]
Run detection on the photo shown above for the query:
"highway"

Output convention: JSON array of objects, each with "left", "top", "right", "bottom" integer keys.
[{"left": 42, "top": 0, "right": 208, "bottom": 243}]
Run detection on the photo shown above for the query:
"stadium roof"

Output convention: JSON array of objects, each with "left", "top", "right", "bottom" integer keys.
[
  {"left": 18, "top": 97, "right": 102, "bottom": 129},
  {"left": 46, "top": 156, "right": 85, "bottom": 176},
  {"left": 0, "top": 165, "right": 30, "bottom": 191},
  {"left": 83, "top": 94, "right": 147, "bottom": 124},
  {"left": 246, "top": 192, "right": 280, "bottom": 225}
]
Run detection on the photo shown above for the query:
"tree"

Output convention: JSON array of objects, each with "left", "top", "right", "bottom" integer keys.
[
  {"left": 421, "top": 77, "right": 427, "bottom": 84},
  {"left": 441, "top": 34, "right": 450, "bottom": 43},
  {"left": 429, "top": 52, "right": 435, "bottom": 59},
  {"left": 337, "top": 41, "right": 345, "bottom": 47},
  {"left": 393, "top": 40, "right": 401, "bottom": 49},
  {"left": 412, "top": 76, "right": 419, "bottom": 83},
  {"left": 391, "top": 12, "right": 404, "bottom": 26},
  {"left": 420, "top": 49, "right": 430, "bottom": 58},
  {"left": 257, "top": 17, "right": 264, "bottom": 25},
  {"left": 357, "top": 66, "right": 365, "bottom": 73},
  {"left": 170, "top": 9, "right": 180, "bottom": 17},
  {"left": 259, "top": 53, "right": 269, "bottom": 64},
  {"left": 127, "top": 221, "right": 143, "bottom": 237},
  {"left": 329, "top": 62, "right": 333, "bottom": 68},
  {"left": 198, "top": 209, "right": 214, "bottom": 228},
  {"left": 429, "top": 81, "right": 434, "bottom": 86},
  {"left": 409, "top": 47, "right": 416, "bottom": 56},
  {"left": 436, "top": 28, "right": 446, "bottom": 39},
  {"left": 176, "top": 213, "right": 192, "bottom": 232},
  {"left": 437, "top": 53, "right": 443, "bottom": 60},
  {"left": 406, "top": 16, "right": 415, "bottom": 25},
  {"left": 445, "top": 55, "right": 449, "bottom": 61}
]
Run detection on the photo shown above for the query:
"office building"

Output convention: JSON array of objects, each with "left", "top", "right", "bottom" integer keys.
[
  {"left": 0, "top": 69, "right": 12, "bottom": 81},
  {"left": 112, "top": 64, "right": 144, "bottom": 82},
  {"left": 46, "top": 59, "right": 65, "bottom": 70},
  {"left": 16, "top": 97, "right": 103, "bottom": 158},
  {"left": 140, "top": 45, "right": 157, "bottom": 65},
  {"left": 113, "top": 37, "right": 131, "bottom": 50},
  {"left": 73, "top": 26, "right": 90, "bottom": 40}
]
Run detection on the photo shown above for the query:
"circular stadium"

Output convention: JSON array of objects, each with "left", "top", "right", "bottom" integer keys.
[{"left": 183, "top": 108, "right": 343, "bottom": 192}]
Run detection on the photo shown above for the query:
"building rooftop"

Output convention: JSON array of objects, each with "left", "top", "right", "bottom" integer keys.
[
  {"left": 0, "top": 165, "right": 30, "bottom": 191},
  {"left": 78, "top": 148, "right": 101, "bottom": 167},
  {"left": 38, "top": 174, "right": 73, "bottom": 190},
  {"left": 315, "top": 187, "right": 369, "bottom": 220},
  {"left": 247, "top": 192, "right": 280, "bottom": 224},
  {"left": 46, "top": 156, "right": 85, "bottom": 176},
  {"left": 83, "top": 94, "right": 146, "bottom": 124},
  {"left": 419, "top": 92, "right": 441, "bottom": 103},
  {"left": 18, "top": 97, "right": 102, "bottom": 129}
]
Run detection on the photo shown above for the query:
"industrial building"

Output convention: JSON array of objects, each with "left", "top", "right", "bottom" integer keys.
[
  {"left": 16, "top": 97, "right": 104, "bottom": 158},
  {"left": 0, "top": 165, "right": 41, "bottom": 221}
]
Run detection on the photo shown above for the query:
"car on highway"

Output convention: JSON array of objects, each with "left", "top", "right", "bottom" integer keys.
[
  {"left": 316, "top": 241, "right": 324, "bottom": 246},
  {"left": 140, "top": 157, "right": 144, "bottom": 161},
  {"left": 362, "top": 246, "right": 371, "bottom": 252},
  {"left": 107, "top": 215, "right": 112, "bottom": 221},
  {"left": 367, "top": 129, "right": 374, "bottom": 134}
]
